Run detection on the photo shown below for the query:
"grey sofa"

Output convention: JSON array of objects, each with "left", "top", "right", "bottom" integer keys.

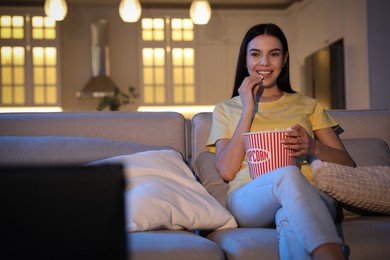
[
  {"left": 0, "top": 112, "right": 224, "bottom": 260},
  {"left": 0, "top": 109, "right": 389, "bottom": 259},
  {"left": 192, "top": 109, "right": 390, "bottom": 260}
]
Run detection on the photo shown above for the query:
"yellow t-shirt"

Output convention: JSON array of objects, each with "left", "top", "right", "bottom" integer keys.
[{"left": 206, "top": 92, "right": 339, "bottom": 193}]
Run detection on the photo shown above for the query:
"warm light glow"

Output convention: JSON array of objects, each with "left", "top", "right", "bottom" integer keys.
[
  {"left": 1, "top": 47, "right": 12, "bottom": 65},
  {"left": 45, "top": 47, "right": 57, "bottom": 65},
  {"left": 32, "top": 16, "right": 43, "bottom": 27},
  {"left": 0, "top": 15, "right": 24, "bottom": 39},
  {"left": 1, "top": 16, "right": 11, "bottom": 27},
  {"left": 142, "top": 18, "right": 153, "bottom": 29},
  {"left": 154, "top": 49, "right": 165, "bottom": 66},
  {"left": 172, "top": 49, "right": 183, "bottom": 66},
  {"left": 142, "top": 48, "right": 153, "bottom": 66},
  {"left": 119, "top": 0, "right": 142, "bottom": 23},
  {"left": 0, "top": 107, "right": 63, "bottom": 113},
  {"left": 44, "top": 0, "right": 68, "bottom": 21},
  {"left": 190, "top": 0, "right": 211, "bottom": 25},
  {"left": 184, "top": 48, "right": 194, "bottom": 65},
  {"left": 171, "top": 18, "right": 194, "bottom": 41},
  {"left": 13, "top": 16, "right": 24, "bottom": 27},
  {"left": 13, "top": 47, "right": 24, "bottom": 65},
  {"left": 33, "top": 47, "right": 44, "bottom": 65},
  {"left": 142, "top": 18, "right": 164, "bottom": 41},
  {"left": 137, "top": 106, "right": 215, "bottom": 119}
]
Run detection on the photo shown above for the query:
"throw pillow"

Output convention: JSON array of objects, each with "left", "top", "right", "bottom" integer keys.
[
  {"left": 195, "top": 151, "right": 229, "bottom": 207},
  {"left": 89, "top": 150, "right": 237, "bottom": 232},
  {"left": 311, "top": 159, "right": 390, "bottom": 215}
]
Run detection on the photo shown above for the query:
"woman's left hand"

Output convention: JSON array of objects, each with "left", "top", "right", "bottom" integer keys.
[{"left": 282, "top": 124, "right": 317, "bottom": 157}]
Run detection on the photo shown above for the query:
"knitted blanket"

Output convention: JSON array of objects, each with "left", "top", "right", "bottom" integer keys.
[{"left": 311, "top": 159, "right": 390, "bottom": 215}]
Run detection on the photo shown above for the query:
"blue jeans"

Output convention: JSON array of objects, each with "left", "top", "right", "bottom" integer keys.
[{"left": 226, "top": 165, "right": 343, "bottom": 260}]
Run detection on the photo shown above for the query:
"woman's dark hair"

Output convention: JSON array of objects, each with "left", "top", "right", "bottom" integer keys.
[{"left": 231, "top": 23, "right": 295, "bottom": 97}]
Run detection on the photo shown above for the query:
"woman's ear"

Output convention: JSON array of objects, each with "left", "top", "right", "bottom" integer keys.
[{"left": 284, "top": 52, "right": 289, "bottom": 67}]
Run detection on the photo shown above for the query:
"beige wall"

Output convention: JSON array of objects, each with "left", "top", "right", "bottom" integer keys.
[
  {"left": 292, "top": 0, "right": 369, "bottom": 109},
  {"left": 59, "top": 0, "right": 370, "bottom": 112},
  {"left": 61, "top": 5, "right": 139, "bottom": 111}
]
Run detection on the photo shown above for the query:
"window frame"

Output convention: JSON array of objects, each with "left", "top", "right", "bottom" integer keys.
[
  {"left": 0, "top": 7, "right": 62, "bottom": 109},
  {"left": 139, "top": 14, "right": 197, "bottom": 106}
]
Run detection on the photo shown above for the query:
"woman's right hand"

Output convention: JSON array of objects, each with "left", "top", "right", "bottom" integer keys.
[
  {"left": 215, "top": 75, "right": 264, "bottom": 181},
  {"left": 238, "top": 75, "right": 263, "bottom": 112}
]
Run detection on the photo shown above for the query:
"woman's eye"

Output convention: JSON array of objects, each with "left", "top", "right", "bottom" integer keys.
[{"left": 270, "top": 52, "right": 280, "bottom": 57}]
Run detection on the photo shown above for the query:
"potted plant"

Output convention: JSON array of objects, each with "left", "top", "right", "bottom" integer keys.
[{"left": 97, "top": 86, "right": 139, "bottom": 111}]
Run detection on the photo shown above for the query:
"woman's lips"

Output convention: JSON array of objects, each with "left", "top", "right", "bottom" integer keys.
[{"left": 257, "top": 71, "right": 272, "bottom": 77}]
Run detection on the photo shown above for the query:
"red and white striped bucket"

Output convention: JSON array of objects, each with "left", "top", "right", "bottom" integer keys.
[{"left": 243, "top": 131, "right": 296, "bottom": 179}]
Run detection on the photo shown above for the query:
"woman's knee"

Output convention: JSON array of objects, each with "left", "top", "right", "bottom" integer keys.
[
  {"left": 276, "top": 165, "right": 304, "bottom": 183},
  {"left": 271, "top": 165, "right": 313, "bottom": 194}
]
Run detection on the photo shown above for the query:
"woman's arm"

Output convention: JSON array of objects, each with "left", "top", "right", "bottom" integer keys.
[
  {"left": 283, "top": 124, "right": 356, "bottom": 167},
  {"left": 215, "top": 109, "right": 253, "bottom": 181},
  {"left": 215, "top": 75, "right": 263, "bottom": 181}
]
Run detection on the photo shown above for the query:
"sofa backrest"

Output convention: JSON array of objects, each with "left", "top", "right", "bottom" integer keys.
[
  {"left": 191, "top": 109, "right": 390, "bottom": 168},
  {"left": 192, "top": 112, "right": 213, "bottom": 167},
  {"left": 0, "top": 111, "right": 187, "bottom": 159},
  {"left": 327, "top": 109, "right": 390, "bottom": 145}
]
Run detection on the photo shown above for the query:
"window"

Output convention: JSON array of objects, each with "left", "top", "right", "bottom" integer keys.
[
  {"left": 141, "top": 17, "right": 195, "bottom": 105},
  {"left": 0, "top": 9, "right": 61, "bottom": 109}
]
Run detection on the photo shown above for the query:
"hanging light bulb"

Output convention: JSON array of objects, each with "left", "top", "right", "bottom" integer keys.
[
  {"left": 119, "top": 0, "right": 142, "bottom": 23},
  {"left": 190, "top": 0, "right": 211, "bottom": 25},
  {"left": 44, "top": 0, "right": 68, "bottom": 21}
]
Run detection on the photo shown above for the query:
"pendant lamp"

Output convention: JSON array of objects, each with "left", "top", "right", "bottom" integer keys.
[
  {"left": 44, "top": 0, "right": 68, "bottom": 21},
  {"left": 119, "top": 0, "right": 142, "bottom": 23},
  {"left": 190, "top": 0, "right": 211, "bottom": 25}
]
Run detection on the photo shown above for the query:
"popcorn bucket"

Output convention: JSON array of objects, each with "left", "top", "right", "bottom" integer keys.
[{"left": 242, "top": 131, "right": 296, "bottom": 179}]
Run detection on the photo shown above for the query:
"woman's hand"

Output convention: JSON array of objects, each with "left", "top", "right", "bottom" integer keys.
[
  {"left": 282, "top": 124, "right": 316, "bottom": 157},
  {"left": 282, "top": 124, "right": 356, "bottom": 166},
  {"left": 238, "top": 75, "right": 263, "bottom": 112}
]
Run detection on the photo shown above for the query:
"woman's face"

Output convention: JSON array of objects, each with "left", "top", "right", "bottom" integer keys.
[{"left": 246, "top": 34, "right": 287, "bottom": 88}]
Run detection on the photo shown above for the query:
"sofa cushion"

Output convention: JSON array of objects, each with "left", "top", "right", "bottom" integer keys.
[
  {"left": 341, "top": 216, "right": 390, "bottom": 259},
  {"left": 129, "top": 230, "right": 224, "bottom": 260},
  {"left": 311, "top": 159, "right": 390, "bottom": 214},
  {"left": 89, "top": 150, "right": 237, "bottom": 232},
  {"left": 0, "top": 136, "right": 172, "bottom": 166},
  {"left": 342, "top": 138, "right": 390, "bottom": 166},
  {"left": 207, "top": 228, "right": 279, "bottom": 260}
]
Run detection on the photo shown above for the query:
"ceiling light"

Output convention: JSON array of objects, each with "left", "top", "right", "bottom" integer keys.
[
  {"left": 119, "top": 0, "right": 142, "bottom": 23},
  {"left": 190, "top": 0, "right": 211, "bottom": 25},
  {"left": 44, "top": 0, "right": 68, "bottom": 21}
]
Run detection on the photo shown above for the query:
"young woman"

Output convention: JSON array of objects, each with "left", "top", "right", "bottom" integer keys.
[{"left": 206, "top": 23, "right": 355, "bottom": 260}]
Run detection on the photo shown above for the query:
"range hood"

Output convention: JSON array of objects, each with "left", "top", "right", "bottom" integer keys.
[{"left": 77, "top": 19, "right": 118, "bottom": 98}]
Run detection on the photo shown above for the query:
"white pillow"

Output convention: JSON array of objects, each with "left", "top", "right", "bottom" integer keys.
[{"left": 90, "top": 150, "right": 237, "bottom": 232}]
